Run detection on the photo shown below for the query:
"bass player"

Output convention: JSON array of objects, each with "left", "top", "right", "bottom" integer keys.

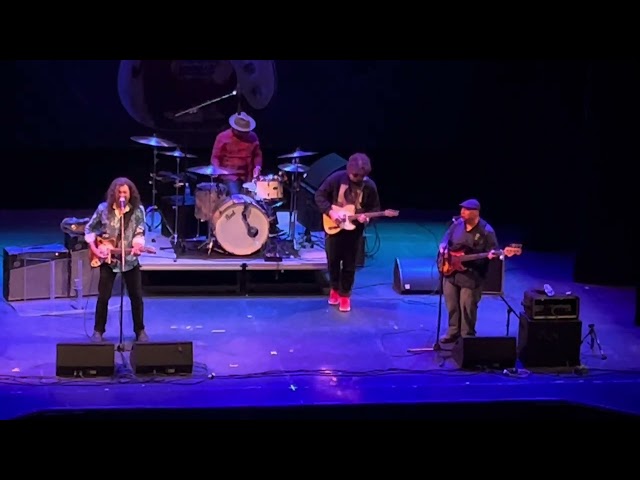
[
  {"left": 84, "top": 177, "right": 149, "bottom": 343},
  {"left": 314, "top": 153, "right": 381, "bottom": 312},
  {"left": 438, "top": 199, "right": 499, "bottom": 343}
]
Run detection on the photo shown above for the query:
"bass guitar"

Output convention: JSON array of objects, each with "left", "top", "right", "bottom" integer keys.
[
  {"left": 89, "top": 236, "right": 156, "bottom": 268},
  {"left": 323, "top": 204, "right": 399, "bottom": 235},
  {"left": 437, "top": 243, "right": 522, "bottom": 276}
]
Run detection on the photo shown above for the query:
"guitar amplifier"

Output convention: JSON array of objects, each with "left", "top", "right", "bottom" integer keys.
[
  {"left": 3, "top": 244, "right": 70, "bottom": 301},
  {"left": 522, "top": 289, "right": 580, "bottom": 320}
]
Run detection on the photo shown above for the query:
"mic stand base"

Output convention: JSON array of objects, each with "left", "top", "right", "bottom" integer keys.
[
  {"left": 407, "top": 273, "right": 445, "bottom": 359},
  {"left": 581, "top": 323, "right": 607, "bottom": 360}
]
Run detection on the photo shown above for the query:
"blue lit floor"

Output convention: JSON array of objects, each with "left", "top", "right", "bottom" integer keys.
[{"left": 1, "top": 209, "right": 639, "bottom": 420}]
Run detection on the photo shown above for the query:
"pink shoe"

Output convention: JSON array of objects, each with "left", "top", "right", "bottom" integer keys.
[
  {"left": 328, "top": 289, "right": 340, "bottom": 305},
  {"left": 339, "top": 296, "right": 351, "bottom": 312}
]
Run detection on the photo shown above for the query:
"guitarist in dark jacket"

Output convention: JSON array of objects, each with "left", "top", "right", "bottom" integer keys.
[
  {"left": 315, "top": 153, "right": 380, "bottom": 312},
  {"left": 438, "top": 199, "right": 499, "bottom": 343}
]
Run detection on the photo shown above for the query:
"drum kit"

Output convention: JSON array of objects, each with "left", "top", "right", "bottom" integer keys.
[{"left": 130, "top": 134, "right": 318, "bottom": 257}]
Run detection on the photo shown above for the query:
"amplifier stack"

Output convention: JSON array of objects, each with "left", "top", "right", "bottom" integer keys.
[
  {"left": 3, "top": 233, "right": 122, "bottom": 302},
  {"left": 517, "top": 289, "right": 583, "bottom": 368}
]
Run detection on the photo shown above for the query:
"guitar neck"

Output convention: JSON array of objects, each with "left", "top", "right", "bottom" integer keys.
[
  {"left": 458, "top": 252, "right": 493, "bottom": 261},
  {"left": 346, "top": 211, "right": 387, "bottom": 220}
]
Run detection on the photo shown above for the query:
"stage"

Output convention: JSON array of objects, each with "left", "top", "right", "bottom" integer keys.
[{"left": 1, "top": 208, "right": 639, "bottom": 420}]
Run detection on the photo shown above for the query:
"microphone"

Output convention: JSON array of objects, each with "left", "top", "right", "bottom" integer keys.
[{"left": 119, "top": 196, "right": 126, "bottom": 210}]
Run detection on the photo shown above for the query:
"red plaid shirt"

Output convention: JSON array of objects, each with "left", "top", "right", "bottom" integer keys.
[{"left": 210, "top": 128, "right": 263, "bottom": 182}]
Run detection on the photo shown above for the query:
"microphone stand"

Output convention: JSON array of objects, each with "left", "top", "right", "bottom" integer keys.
[
  {"left": 117, "top": 201, "right": 126, "bottom": 353},
  {"left": 407, "top": 270, "right": 444, "bottom": 355},
  {"left": 173, "top": 90, "right": 237, "bottom": 118}
]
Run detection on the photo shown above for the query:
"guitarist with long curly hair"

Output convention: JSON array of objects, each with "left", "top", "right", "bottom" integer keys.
[
  {"left": 437, "top": 199, "right": 500, "bottom": 343},
  {"left": 315, "top": 153, "right": 381, "bottom": 312},
  {"left": 84, "top": 177, "right": 149, "bottom": 343}
]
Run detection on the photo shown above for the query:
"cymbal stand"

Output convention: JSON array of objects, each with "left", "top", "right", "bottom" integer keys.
[
  {"left": 196, "top": 175, "right": 219, "bottom": 255},
  {"left": 145, "top": 146, "right": 163, "bottom": 232},
  {"left": 286, "top": 159, "right": 303, "bottom": 250},
  {"left": 169, "top": 155, "right": 183, "bottom": 248}
]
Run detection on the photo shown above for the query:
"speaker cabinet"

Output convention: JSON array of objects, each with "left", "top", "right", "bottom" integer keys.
[
  {"left": 451, "top": 336, "right": 517, "bottom": 370},
  {"left": 130, "top": 341, "right": 194, "bottom": 375},
  {"left": 483, "top": 258, "right": 504, "bottom": 295},
  {"left": 297, "top": 153, "right": 348, "bottom": 232},
  {"left": 393, "top": 257, "right": 504, "bottom": 295},
  {"left": 517, "top": 312, "right": 582, "bottom": 367},
  {"left": 56, "top": 343, "right": 115, "bottom": 377},
  {"left": 3, "top": 244, "right": 70, "bottom": 301}
]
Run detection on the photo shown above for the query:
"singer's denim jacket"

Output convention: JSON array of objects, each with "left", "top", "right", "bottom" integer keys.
[{"left": 84, "top": 202, "right": 147, "bottom": 273}]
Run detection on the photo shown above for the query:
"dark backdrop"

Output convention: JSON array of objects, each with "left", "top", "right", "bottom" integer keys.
[{"left": 3, "top": 60, "right": 638, "bottom": 285}]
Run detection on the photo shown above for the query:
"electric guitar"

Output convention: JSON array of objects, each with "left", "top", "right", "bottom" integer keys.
[
  {"left": 323, "top": 204, "right": 400, "bottom": 235},
  {"left": 437, "top": 243, "right": 523, "bottom": 276},
  {"left": 89, "top": 236, "right": 156, "bottom": 268}
]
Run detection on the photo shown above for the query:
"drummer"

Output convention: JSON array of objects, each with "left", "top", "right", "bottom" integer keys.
[
  {"left": 210, "top": 111, "right": 282, "bottom": 237},
  {"left": 210, "top": 111, "right": 263, "bottom": 195}
]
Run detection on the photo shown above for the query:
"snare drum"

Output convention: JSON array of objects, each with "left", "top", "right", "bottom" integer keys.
[
  {"left": 211, "top": 194, "right": 270, "bottom": 256},
  {"left": 194, "top": 182, "right": 228, "bottom": 221},
  {"left": 254, "top": 174, "right": 283, "bottom": 200}
]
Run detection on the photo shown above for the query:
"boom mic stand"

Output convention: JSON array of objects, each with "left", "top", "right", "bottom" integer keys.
[
  {"left": 173, "top": 89, "right": 237, "bottom": 118},
  {"left": 407, "top": 269, "right": 445, "bottom": 355},
  {"left": 499, "top": 294, "right": 520, "bottom": 336}
]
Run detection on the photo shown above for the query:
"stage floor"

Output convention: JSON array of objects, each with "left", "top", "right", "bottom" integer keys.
[{"left": 1, "top": 209, "right": 639, "bottom": 420}]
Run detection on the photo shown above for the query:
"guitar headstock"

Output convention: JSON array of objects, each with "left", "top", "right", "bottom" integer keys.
[
  {"left": 384, "top": 209, "right": 400, "bottom": 217},
  {"left": 503, "top": 243, "right": 523, "bottom": 257}
]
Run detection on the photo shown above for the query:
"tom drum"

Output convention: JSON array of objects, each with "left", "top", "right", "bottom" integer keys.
[
  {"left": 195, "top": 182, "right": 228, "bottom": 221},
  {"left": 212, "top": 194, "right": 270, "bottom": 256},
  {"left": 254, "top": 175, "right": 283, "bottom": 201}
]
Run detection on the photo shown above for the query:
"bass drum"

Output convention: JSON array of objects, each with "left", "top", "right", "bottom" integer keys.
[{"left": 212, "top": 194, "right": 270, "bottom": 256}]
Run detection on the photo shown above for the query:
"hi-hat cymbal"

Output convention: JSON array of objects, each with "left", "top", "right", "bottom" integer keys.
[
  {"left": 187, "top": 165, "right": 241, "bottom": 176},
  {"left": 159, "top": 149, "right": 197, "bottom": 158},
  {"left": 277, "top": 150, "right": 318, "bottom": 159},
  {"left": 278, "top": 163, "right": 310, "bottom": 173},
  {"left": 130, "top": 135, "right": 177, "bottom": 148}
]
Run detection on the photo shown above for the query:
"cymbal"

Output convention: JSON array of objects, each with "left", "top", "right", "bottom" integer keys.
[
  {"left": 159, "top": 149, "right": 197, "bottom": 158},
  {"left": 277, "top": 150, "right": 318, "bottom": 159},
  {"left": 130, "top": 135, "right": 177, "bottom": 148},
  {"left": 279, "top": 163, "right": 310, "bottom": 173},
  {"left": 187, "top": 165, "right": 241, "bottom": 176}
]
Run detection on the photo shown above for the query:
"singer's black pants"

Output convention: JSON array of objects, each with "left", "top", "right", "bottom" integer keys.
[
  {"left": 94, "top": 264, "right": 144, "bottom": 334},
  {"left": 325, "top": 229, "right": 361, "bottom": 297}
]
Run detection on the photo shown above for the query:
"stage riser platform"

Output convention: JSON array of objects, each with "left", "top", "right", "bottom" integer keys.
[{"left": 141, "top": 269, "right": 329, "bottom": 296}]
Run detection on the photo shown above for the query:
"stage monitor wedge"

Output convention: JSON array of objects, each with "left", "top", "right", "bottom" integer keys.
[{"left": 56, "top": 343, "right": 115, "bottom": 377}]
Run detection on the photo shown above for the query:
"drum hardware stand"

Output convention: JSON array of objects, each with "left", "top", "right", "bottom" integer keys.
[
  {"left": 298, "top": 227, "right": 315, "bottom": 248},
  {"left": 581, "top": 323, "right": 606, "bottom": 360},
  {"left": 286, "top": 160, "right": 303, "bottom": 251},
  {"left": 145, "top": 145, "right": 163, "bottom": 232},
  {"left": 196, "top": 222, "right": 217, "bottom": 255}
]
